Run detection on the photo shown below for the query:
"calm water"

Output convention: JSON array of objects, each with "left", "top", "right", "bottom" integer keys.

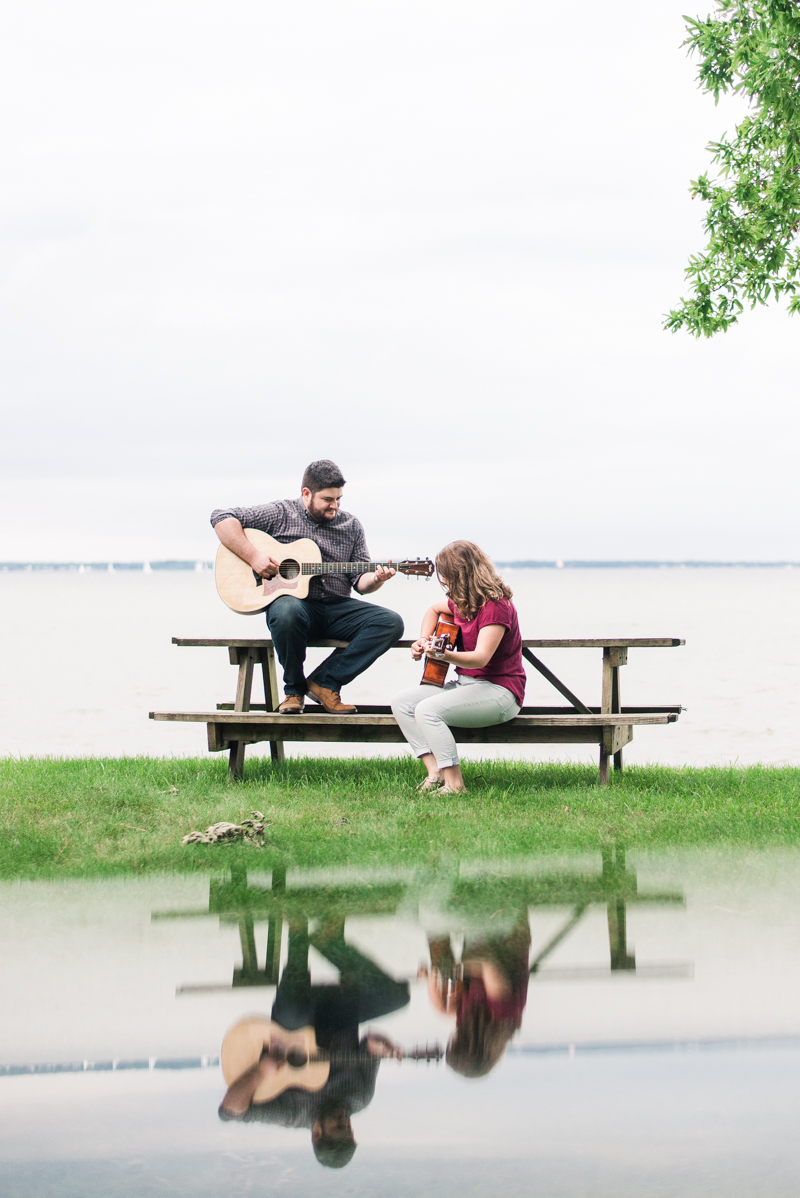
[
  {"left": 2, "top": 846, "right": 800, "bottom": 1196},
  {"left": 1, "top": 566, "right": 799, "bottom": 764}
]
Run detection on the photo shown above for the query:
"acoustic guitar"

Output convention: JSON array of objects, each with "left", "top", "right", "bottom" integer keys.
[
  {"left": 421, "top": 612, "right": 460, "bottom": 687},
  {"left": 221, "top": 1016, "right": 443, "bottom": 1103},
  {"left": 216, "top": 530, "right": 434, "bottom": 615}
]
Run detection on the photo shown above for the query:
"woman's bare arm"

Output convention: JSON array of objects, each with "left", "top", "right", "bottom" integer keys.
[
  {"left": 427, "top": 623, "right": 505, "bottom": 670},
  {"left": 461, "top": 958, "right": 512, "bottom": 1000},
  {"left": 410, "top": 599, "right": 452, "bottom": 660}
]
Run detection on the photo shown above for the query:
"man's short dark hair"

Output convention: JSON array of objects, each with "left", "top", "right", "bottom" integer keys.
[
  {"left": 302, "top": 460, "right": 346, "bottom": 492},
  {"left": 313, "top": 1137, "right": 357, "bottom": 1169}
]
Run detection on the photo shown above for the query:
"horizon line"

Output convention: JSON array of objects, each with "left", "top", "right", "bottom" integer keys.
[{"left": 1, "top": 560, "right": 799, "bottom": 572}]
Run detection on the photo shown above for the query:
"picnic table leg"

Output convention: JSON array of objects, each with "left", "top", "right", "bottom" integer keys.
[
  {"left": 607, "top": 897, "right": 636, "bottom": 971},
  {"left": 612, "top": 659, "right": 623, "bottom": 774},
  {"left": 599, "top": 649, "right": 612, "bottom": 785},
  {"left": 264, "top": 865, "right": 286, "bottom": 983},
  {"left": 598, "top": 741, "right": 611, "bottom": 786},
  {"left": 261, "top": 645, "right": 285, "bottom": 766},
  {"left": 229, "top": 649, "right": 255, "bottom": 781},
  {"left": 599, "top": 647, "right": 628, "bottom": 783},
  {"left": 238, "top": 913, "right": 259, "bottom": 979}
]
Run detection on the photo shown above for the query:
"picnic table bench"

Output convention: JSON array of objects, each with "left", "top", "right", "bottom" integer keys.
[{"left": 150, "top": 635, "right": 684, "bottom": 785}]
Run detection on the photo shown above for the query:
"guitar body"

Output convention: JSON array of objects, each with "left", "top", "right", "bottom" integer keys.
[
  {"left": 221, "top": 1016, "right": 330, "bottom": 1103},
  {"left": 215, "top": 530, "right": 433, "bottom": 615},
  {"left": 422, "top": 613, "right": 460, "bottom": 687},
  {"left": 215, "top": 531, "right": 321, "bottom": 615}
]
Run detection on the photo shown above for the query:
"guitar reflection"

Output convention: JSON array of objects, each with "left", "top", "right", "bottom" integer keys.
[
  {"left": 420, "top": 913, "right": 531, "bottom": 1078},
  {"left": 219, "top": 918, "right": 410, "bottom": 1169}
]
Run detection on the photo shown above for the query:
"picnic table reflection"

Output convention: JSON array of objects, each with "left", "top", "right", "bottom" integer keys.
[
  {"left": 152, "top": 847, "right": 688, "bottom": 995},
  {"left": 151, "top": 848, "right": 688, "bottom": 1164}
]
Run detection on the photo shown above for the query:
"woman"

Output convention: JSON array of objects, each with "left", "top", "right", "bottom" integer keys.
[
  {"left": 419, "top": 915, "right": 531, "bottom": 1078},
  {"left": 391, "top": 540, "right": 525, "bottom": 794}
]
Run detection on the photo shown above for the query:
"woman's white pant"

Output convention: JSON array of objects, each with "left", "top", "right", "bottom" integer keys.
[{"left": 391, "top": 676, "right": 520, "bottom": 768}]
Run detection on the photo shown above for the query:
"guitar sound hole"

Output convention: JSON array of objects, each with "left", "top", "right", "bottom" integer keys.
[
  {"left": 286, "top": 1050, "right": 308, "bottom": 1068},
  {"left": 279, "top": 559, "right": 300, "bottom": 580}
]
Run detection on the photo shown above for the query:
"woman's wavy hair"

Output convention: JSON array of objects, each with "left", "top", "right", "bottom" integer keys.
[
  {"left": 435, "top": 541, "right": 512, "bottom": 620},
  {"left": 445, "top": 1003, "right": 517, "bottom": 1079}
]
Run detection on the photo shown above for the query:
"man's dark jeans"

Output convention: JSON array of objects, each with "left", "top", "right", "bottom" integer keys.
[
  {"left": 272, "top": 922, "right": 410, "bottom": 1042},
  {"left": 266, "top": 595, "right": 403, "bottom": 697}
]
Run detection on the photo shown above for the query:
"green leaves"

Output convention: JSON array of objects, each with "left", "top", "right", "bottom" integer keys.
[{"left": 667, "top": 1, "right": 800, "bottom": 335}]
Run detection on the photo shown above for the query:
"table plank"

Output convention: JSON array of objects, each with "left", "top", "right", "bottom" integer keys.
[
  {"left": 150, "top": 711, "right": 677, "bottom": 727},
  {"left": 172, "top": 637, "right": 685, "bottom": 649}
]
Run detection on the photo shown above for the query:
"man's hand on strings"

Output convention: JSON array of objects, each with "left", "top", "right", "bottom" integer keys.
[{"left": 251, "top": 552, "right": 280, "bottom": 579}]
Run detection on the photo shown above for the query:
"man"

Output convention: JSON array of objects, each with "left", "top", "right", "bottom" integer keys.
[
  {"left": 218, "top": 919, "right": 409, "bottom": 1170},
  {"left": 211, "top": 460, "right": 403, "bottom": 714}
]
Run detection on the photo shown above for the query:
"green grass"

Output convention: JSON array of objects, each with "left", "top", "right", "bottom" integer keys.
[{"left": 2, "top": 756, "right": 800, "bottom": 879}]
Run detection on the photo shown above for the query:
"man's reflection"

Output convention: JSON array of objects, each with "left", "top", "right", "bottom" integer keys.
[
  {"left": 219, "top": 918, "right": 409, "bottom": 1168},
  {"left": 420, "top": 912, "right": 531, "bottom": 1077}
]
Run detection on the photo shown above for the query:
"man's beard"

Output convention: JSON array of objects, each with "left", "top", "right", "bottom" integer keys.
[{"left": 309, "top": 504, "right": 337, "bottom": 523}]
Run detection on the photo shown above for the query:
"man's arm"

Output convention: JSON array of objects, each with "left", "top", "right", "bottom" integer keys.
[
  {"left": 220, "top": 1053, "right": 282, "bottom": 1116},
  {"left": 214, "top": 517, "right": 280, "bottom": 580},
  {"left": 349, "top": 519, "right": 396, "bottom": 594},
  {"left": 356, "top": 564, "right": 396, "bottom": 594},
  {"left": 364, "top": 1032, "right": 404, "bottom": 1059}
]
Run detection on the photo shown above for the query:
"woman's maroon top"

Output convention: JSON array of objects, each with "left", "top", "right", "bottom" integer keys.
[
  {"left": 447, "top": 596, "right": 526, "bottom": 707},
  {"left": 458, "top": 975, "right": 527, "bottom": 1027}
]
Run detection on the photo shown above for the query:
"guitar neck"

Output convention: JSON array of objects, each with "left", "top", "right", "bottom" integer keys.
[
  {"left": 302, "top": 561, "right": 393, "bottom": 577},
  {"left": 307, "top": 1050, "right": 441, "bottom": 1065}
]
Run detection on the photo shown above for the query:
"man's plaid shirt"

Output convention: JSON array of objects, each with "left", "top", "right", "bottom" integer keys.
[{"left": 210, "top": 497, "right": 371, "bottom": 600}]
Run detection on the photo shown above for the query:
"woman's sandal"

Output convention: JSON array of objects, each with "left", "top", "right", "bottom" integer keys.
[
  {"left": 416, "top": 774, "right": 443, "bottom": 792},
  {"left": 438, "top": 784, "right": 467, "bottom": 795}
]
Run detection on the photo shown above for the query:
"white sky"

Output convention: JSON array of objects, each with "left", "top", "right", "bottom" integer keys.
[{"left": 1, "top": 0, "right": 797, "bottom": 562}]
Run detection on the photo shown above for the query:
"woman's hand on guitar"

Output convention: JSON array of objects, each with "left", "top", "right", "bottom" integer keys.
[
  {"left": 410, "top": 638, "right": 428, "bottom": 661},
  {"left": 424, "top": 638, "right": 449, "bottom": 662},
  {"left": 250, "top": 552, "right": 280, "bottom": 579}
]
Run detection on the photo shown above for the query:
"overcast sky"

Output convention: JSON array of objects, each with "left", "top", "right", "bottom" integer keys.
[{"left": 1, "top": 0, "right": 797, "bottom": 563}]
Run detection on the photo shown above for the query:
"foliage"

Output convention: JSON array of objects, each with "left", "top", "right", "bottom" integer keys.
[
  {"left": 2, "top": 755, "right": 800, "bottom": 878},
  {"left": 666, "top": 0, "right": 800, "bottom": 336}
]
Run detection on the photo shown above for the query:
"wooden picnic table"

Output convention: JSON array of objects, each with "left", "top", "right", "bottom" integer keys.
[{"left": 150, "top": 636, "right": 684, "bottom": 785}]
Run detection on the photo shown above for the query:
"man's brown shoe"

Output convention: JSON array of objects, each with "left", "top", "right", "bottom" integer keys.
[
  {"left": 306, "top": 681, "right": 357, "bottom": 714},
  {"left": 278, "top": 695, "right": 305, "bottom": 714}
]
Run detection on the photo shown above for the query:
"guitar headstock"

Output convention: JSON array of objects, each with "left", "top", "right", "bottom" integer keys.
[
  {"left": 406, "top": 1042, "right": 445, "bottom": 1061},
  {"left": 397, "top": 558, "right": 435, "bottom": 579}
]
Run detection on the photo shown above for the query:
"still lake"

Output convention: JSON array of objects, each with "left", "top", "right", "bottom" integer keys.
[
  {"left": 2, "top": 846, "right": 800, "bottom": 1196},
  {"left": 1, "top": 566, "right": 799, "bottom": 764}
]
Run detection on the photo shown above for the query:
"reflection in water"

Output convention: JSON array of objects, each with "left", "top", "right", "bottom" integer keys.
[
  {"left": 164, "top": 847, "right": 688, "bottom": 1167},
  {"left": 5, "top": 847, "right": 800, "bottom": 1195},
  {"left": 422, "top": 916, "right": 530, "bottom": 1078},
  {"left": 218, "top": 918, "right": 413, "bottom": 1169}
]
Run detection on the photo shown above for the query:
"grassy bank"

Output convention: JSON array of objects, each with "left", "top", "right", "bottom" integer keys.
[{"left": 2, "top": 756, "right": 800, "bottom": 879}]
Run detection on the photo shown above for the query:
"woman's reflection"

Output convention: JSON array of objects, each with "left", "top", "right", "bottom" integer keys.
[
  {"left": 219, "top": 917, "right": 409, "bottom": 1169},
  {"left": 420, "top": 912, "right": 531, "bottom": 1077}
]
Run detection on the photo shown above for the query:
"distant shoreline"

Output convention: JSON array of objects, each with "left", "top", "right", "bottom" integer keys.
[{"left": 1, "top": 560, "right": 798, "bottom": 573}]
